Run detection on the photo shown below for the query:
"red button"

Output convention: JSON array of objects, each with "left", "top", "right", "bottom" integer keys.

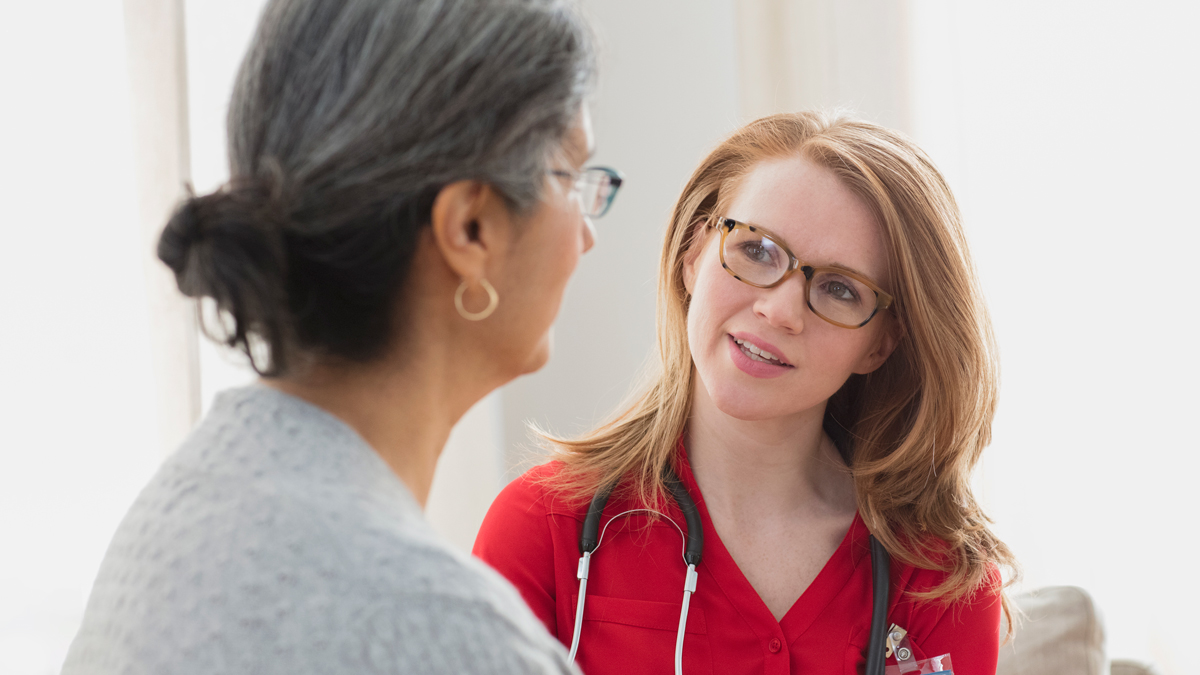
[{"left": 768, "top": 638, "right": 782, "bottom": 653}]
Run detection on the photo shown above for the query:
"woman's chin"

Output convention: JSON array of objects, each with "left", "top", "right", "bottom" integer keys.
[
  {"left": 700, "top": 380, "right": 779, "bottom": 421},
  {"left": 517, "top": 331, "right": 553, "bottom": 376},
  {"left": 713, "top": 397, "right": 785, "bottom": 422},
  {"left": 701, "top": 377, "right": 829, "bottom": 423}
]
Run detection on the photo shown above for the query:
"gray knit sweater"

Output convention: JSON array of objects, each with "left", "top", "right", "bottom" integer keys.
[{"left": 62, "top": 385, "right": 576, "bottom": 675}]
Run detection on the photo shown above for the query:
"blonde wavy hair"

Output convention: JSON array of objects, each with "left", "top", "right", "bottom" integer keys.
[{"left": 541, "top": 111, "right": 1017, "bottom": 631}]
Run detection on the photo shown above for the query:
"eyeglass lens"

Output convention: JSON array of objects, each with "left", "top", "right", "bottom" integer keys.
[
  {"left": 721, "top": 225, "right": 878, "bottom": 327},
  {"left": 578, "top": 169, "right": 616, "bottom": 218}
]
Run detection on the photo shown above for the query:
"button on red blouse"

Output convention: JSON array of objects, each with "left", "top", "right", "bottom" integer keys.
[{"left": 473, "top": 452, "right": 1002, "bottom": 675}]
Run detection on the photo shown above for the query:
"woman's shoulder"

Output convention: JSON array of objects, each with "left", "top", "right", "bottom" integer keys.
[
  {"left": 490, "top": 460, "right": 589, "bottom": 519},
  {"left": 887, "top": 528, "right": 1002, "bottom": 597},
  {"left": 887, "top": 545, "right": 1004, "bottom": 662},
  {"left": 514, "top": 459, "right": 568, "bottom": 483},
  {"left": 473, "top": 459, "right": 595, "bottom": 568},
  {"left": 895, "top": 557, "right": 1003, "bottom": 608}
]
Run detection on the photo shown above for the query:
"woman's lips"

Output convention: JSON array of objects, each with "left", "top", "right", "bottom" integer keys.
[
  {"left": 729, "top": 332, "right": 792, "bottom": 365},
  {"left": 727, "top": 334, "right": 793, "bottom": 378}
]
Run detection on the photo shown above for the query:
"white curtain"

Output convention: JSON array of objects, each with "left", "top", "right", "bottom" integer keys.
[{"left": 124, "top": 0, "right": 200, "bottom": 460}]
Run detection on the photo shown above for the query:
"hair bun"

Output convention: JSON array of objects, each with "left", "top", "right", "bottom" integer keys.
[
  {"left": 158, "top": 193, "right": 206, "bottom": 287},
  {"left": 157, "top": 181, "right": 285, "bottom": 297},
  {"left": 155, "top": 179, "right": 292, "bottom": 373}
]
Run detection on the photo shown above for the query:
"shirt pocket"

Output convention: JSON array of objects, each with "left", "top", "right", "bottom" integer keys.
[{"left": 571, "top": 594, "right": 713, "bottom": 675}]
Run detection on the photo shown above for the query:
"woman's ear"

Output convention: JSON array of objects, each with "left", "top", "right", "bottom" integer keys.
[
  {"left": 852, "top": 314, "right": 905, "bottom": 375},
  {"left": 429, "top": 181, "right": 512, "bottom": 282},
  {"left": 681, "top": 222, "right": 711, "bottom": 295}
]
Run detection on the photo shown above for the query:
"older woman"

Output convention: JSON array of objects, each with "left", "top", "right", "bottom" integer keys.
[{"left": 62, "top": 1, "right": 618, "bottom": 673}]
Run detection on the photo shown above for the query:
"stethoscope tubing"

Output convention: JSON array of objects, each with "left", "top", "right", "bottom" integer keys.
[
  {"left": 866, "top": 534, "right": 890, "bottom": 675},
  {"left": 572, "top": 467, "right": 890, "bottom": 675}
]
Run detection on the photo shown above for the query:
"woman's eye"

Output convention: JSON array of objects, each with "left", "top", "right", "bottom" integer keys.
[
  {"left": 820, "top": 278, "right": 860, "bottom": 303},
  {"left": 736, "top": 240, "right": 777, "bottom": 265}
]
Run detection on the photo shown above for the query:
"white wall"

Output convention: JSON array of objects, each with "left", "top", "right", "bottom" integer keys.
[
  {"left": 909, "top": 3, "right": 1199, "bottom": 670},
  {"left": 735, "top": 0, "right": 910, "bottom": 130},
  {"left": 0, "top": 3, "right": 161, "bottom": 673},
  {"left": 499, "top": 0, "right": 743, "bottom": 468}
]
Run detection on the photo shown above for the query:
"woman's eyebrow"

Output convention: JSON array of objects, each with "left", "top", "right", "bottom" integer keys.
[
  {"left": 748, "top": 220, "right": 873, "bottom": 279},
  {"left": 571, "top": 139, "right": 593, "bottom": 165},
  {"left": 825, "top": 261, "right": 868, "bottom": 277},
  {"left": 769, "top": 231, "right": 869, "bottom": 277}
]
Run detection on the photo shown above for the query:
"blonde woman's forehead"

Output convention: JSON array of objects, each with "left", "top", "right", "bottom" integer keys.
[{"left": 725, "top": 155, "right": 888, "bottom": 279}]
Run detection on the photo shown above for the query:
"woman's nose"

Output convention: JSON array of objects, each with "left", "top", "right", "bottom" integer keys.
[
  {"left": 581, "top": 215, "right": 596, "bottom": 254},
  {"left": 753, "top": 277, "right": 808, "bottom": 333}
]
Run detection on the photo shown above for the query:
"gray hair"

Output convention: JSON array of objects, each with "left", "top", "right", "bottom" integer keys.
[{"left": 158, "top": 0, "right": 596, "bottom": 374}]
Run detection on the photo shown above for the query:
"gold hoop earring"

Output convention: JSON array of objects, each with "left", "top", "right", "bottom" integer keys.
[{"left": 455, "top": 278, "right": 499, "bottom": 321}]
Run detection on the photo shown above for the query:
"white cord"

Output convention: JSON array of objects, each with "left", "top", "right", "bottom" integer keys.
[
  {"left": 567, "top": 551, "right": 590, "bottom": 663},
  {"left": 568, "top": 509, "right": 694, "bottom": 670},
  {"left": 675, "top": 564, "right": 698, "bottom": 675}
]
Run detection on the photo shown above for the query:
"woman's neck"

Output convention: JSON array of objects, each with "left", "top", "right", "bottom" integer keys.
[
  {"left": 266, "top": 319, "right": 503, "bottom": 508},
  {"left": 685, "top": 377, "right": 856, "bottom": 522}
]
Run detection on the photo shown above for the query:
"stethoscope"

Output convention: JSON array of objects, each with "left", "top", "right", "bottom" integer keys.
[{"left": 569, "top": 466, "right": 892, "bottom": 675}]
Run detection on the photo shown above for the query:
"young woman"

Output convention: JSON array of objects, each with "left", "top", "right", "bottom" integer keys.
[
  {"left": 474, "top": 112, "right": 1016, "bottom": 675},
  {"left": 63, "top": 1, "right": 618, "bottom": 673}
]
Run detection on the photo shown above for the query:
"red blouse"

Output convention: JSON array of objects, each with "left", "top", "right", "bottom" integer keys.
[{"left": 473, "top": 454, "right": 1001, "bottom": 675}]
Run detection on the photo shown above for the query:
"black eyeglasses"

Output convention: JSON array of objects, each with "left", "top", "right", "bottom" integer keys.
[
  {"left": 711, "top": 216, "right": 894, "bottom": 329},
  {"left": 548, "top": 166, "right": 624, "bottom": 218}
]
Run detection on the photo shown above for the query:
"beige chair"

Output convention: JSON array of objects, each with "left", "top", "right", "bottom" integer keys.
[{"left": 997, "top": 586, "right": 1160, "bottom": 675}]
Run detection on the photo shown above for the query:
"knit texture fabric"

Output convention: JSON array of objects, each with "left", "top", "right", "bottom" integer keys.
[{"left": 62, "top": 385, "right": 576, "bottom": 675}]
